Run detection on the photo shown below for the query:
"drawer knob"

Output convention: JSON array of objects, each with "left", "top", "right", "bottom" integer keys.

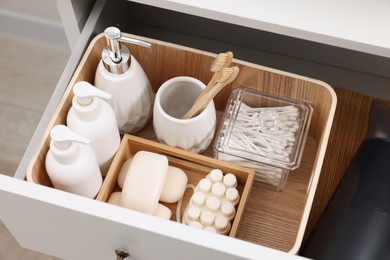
[{"left": 115, "top": 249, "right": 130, "bottom": 260}]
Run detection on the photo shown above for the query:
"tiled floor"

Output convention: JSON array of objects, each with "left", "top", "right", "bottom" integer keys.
[{"left": 0, "top": 31, "right": 70, "bottom": 259}]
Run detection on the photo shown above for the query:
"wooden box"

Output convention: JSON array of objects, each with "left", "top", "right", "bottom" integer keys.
[
  {"left": 26, "top": 32, "right": 336, "bottom": 253},
  {"left": 98, "top": 134, "right": 254, "bottom": 237}
]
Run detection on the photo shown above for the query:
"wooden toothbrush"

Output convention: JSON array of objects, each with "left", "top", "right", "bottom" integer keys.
[
  {"left": 200, "top": 51, "right": 234, "bottom": 99},
  {"left": 181, "top": 51, "right": 233, "bottom": 119},
  {"left": 182, "top": 66, "right": 240, "bottom": 119}
]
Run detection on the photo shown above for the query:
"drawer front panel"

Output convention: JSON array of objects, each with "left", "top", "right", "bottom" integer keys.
[{"left": 0, "top": 174, "right": 301, "bottom": 260}]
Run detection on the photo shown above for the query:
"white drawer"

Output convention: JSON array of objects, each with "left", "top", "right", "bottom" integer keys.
[
  {"left": 0, "top": 2, "right": 336, "bottom": 259},
  {"left": 1, "top": 174, "right": 281, "bottom": 259}
]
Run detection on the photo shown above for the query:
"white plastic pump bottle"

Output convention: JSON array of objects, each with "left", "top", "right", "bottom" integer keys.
[
  {"left": 94, "top": 26, "right": 154, "bottom": 134},
  {"left": 45, "top": 125, "right": 103, "bottom": 198},
  {"left": 67, "top": 81, "right": 121, "bottom": 175}
]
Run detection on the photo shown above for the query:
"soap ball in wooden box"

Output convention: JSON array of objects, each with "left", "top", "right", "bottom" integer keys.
[{"left": 97, "top": 134, "right": 255, "bottom": 237}]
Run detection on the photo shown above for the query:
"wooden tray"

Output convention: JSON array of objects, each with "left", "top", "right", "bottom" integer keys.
[
  {"left": 26, "top": 32, "right": 336, "bottom": 253},
  {"left": 98, "top": 134, "right": 254, "bottom": 237}
]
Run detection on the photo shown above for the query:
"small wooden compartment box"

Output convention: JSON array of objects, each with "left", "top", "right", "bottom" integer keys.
[
  {"left": 26, "top": 32, "right": 336, "bottom": 253},
  {"left": 98, "top": 134, "right": 254, "bottom": 237}
]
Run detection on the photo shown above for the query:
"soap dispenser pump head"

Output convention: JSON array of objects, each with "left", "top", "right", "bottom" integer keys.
[
  {"left": 73, "top": 81, "right": 112, "bottom": 106},
  {"left": 50, "top": 125, "right": 89, "bottom": 150},
  {"left": 102, "top": 26, "right": 151, "bottom": 75}
]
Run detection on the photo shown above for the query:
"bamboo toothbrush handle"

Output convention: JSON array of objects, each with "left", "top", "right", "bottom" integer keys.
[
  {"left": 199, "top": 71, "right": 221, "bottom": 100},
  {"left": 182, "top": 73, "right": 237, "bottom": 119},
  {"left": 181, "top": 87, "right": 217, "bottom": 119},
  {"left": 182, "top": 71, "right": 223, "bottom": 119},
  {"left": 189, "top": 83, "right": 224, "bottom": 117},
  {"left": 182, "top": 66, "right": 239, "bottom": 119},
  {"left": 182, "top": 52, "right": 234, "bottom": 120}
]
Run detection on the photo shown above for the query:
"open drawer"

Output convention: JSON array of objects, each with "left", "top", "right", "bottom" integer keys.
[{"left": 0, "top": 32, "right": 336, "bottom": 259}]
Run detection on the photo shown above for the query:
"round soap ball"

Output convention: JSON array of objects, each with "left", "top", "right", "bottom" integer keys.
[
  {"left": 221, "top": 201, "right": 235, "bottom": 220},
  {"left": 159, "top": 166, "right": 188, "bottom": 203},
  {"left": 211, "top": 182, "right": 226, "bottom": 198},
  {"left": 186, "top": 205, "right": 201, "bottom": 222},
  {"left": 191, "top": 191, "right": 206, "bottom": 207},
  {"left": 223, "top": 173, "right": 237, "bottom": 188},
  {"left": 215, "top": 216, "right": 229, "bottom": 233},
  {"left": 209, "top": 169, "right": 223, "bottom": 183},
  {"left": 197, "top": 178, "right": 212, "bottom": 193},
  {"left": 189, "top": 221, "right": 202, "bottom": 229},
  {"left": 206, "top": 196, "right": 221, "bottom": 212},
  {"left": 225, "top": 187, "right": 240, "bottom": 205},
  {"left": 200, "top": 210, "right": 215, "bottom": 226}
]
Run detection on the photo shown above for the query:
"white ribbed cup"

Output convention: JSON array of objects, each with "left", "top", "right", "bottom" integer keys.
[{"left": 153, "top": 76, "right": 216, "bottom": 153}]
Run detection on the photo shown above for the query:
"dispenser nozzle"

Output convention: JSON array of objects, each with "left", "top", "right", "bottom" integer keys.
[
  {"left": 104, "top": 27, "right": 151, "bottom": 49},
  {"left": 104, "top": 27, "right": 123, "bottom": 63},
  {"left": 50, "top": 125, "right": 89, "bottom": 150},
  {"left": 120, "top": 35, "right": 152, "bottom": 48},
  {"left": 73, "top": 81, "right": 111, "bottom": 106},
  {"left": 102, "top": 27, "right": 151, "bottom": 75}
]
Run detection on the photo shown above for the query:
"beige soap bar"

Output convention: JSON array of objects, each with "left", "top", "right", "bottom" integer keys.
[
  {"left": 154, "top": 203, "right": 172, "bottom": 220},
  {"left": 117, "top": 158, "right": 132, "bottom": 189},
  {"left": 118, "top": 159, "right": 188, "bottom": 203},
  {"left": 108, "top": 191, "right": 172, "bottom": 220},
  {"left": 120, "top": 151, "right": 168, "bottom": 215}
]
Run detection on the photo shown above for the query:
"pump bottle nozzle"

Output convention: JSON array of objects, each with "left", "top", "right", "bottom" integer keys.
[
  {"left": 73, "top": 81, "right": 111, "bottom": 106},
  {"left": 50, "top": 125, "right": 89, "bottom": 150},
  {"left": 102, "top": 27, "right": 151, "bottom": 75}
]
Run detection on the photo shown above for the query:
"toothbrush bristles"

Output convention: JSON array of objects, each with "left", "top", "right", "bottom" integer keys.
[
  {"left": 218, "top": 66, "right": 240, "bottom": 84},
  {"left": 211, "top": 51, "right": 233, "bottom": 72}
]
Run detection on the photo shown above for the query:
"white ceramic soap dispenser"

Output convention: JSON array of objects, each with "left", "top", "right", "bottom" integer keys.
[
  {"left": 45, "top": 125, "right": 103, "bottom": 198},
  {"left": 67, "top": 81, "right": 121, "bottom": 176},
  {"left": 94, "top": 26, "right": 154, "bottom": 134}
]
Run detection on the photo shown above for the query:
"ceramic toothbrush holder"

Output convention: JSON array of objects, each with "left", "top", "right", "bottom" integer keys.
[{"left": 153, "top": 76, "right": 216, "bottom": 153}]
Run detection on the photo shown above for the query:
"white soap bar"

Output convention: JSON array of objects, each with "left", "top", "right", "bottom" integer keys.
[
  {"left": 118, "top": 161, "right": 188, "bottom": 203},
  {"left": 160, "top": 166, "right": 188, "bottom": 203},
  {"left": 153, "top": 203, "right": 172, "bottom": 220},
  {"left": 120, "top": 151, "right": 168, "bottom": 215},
  {"left": 117, "top": 158, "right": 132, "bottom": 189},
  {"left": 107, "top": 191, "right": 122, "bottom": 206},
  {"left": 108, "top": 192, "right": 171, "bottom": 220}
]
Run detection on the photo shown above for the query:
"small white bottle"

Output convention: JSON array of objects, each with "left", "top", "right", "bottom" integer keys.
[
  {"left": 94, "top": 26, "right": 154, "bottom": 134},
  {"left": 67, "top": 81, "right": 121, "bottom": 176},
  {"left": 45, "top": 125, "right": 103, "bottom": 198}
]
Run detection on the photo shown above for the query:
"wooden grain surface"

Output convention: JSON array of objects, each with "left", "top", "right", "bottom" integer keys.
[{"left": 302, "top": 87, "right": 373, "bottom": 245}]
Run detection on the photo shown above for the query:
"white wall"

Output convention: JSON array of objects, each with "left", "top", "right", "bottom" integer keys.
[
  {"left": 56, "top": 0, "right": 96, "bottom": 50},
  {"left": 0, "top": 0, "right": 62, "bottom": 21},
  {"left": 0, "top": 0, "right": 68, "bottom": 47}
]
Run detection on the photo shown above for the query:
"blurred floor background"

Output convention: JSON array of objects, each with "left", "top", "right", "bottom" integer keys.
[{"left": 0, "top": 1, "right": 71, "bottom": 258}]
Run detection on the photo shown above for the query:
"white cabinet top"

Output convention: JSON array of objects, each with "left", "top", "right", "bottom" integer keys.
[{"left": 129, "top": 0, "right": 390, "bottom": 58}]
